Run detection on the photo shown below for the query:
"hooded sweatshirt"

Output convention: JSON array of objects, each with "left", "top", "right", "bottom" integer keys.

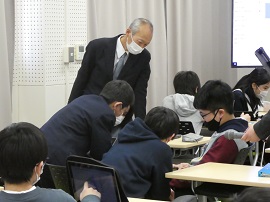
[
  {"left": 102, "top": 118, "right": 172, "bottom": 201},
  {"left": 162, "top": 94, "right": 203, "bottom": 134}
]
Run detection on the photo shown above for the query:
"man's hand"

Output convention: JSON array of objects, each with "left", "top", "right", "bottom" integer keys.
[
  {"left": 241, "top": 125, "right": 260, "bottom": 142},
  {"left": 80, "top": 181, "right": 101, "bottom": 201}
]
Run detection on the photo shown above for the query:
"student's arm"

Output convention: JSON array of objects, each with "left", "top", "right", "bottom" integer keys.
[
  {"left": 146, "top": 146, "right": 172, "bottom": 201},
  {"left": 242, "top": 110, "right": 270, "bottom": 142},
  {"left": 198, "top": 136, "right": 238, "bottom": 164},
  {"left": 89, "top": 115, "right": 114, "bottom": 160},
  {"left": 233, "top": 90, "right": 248, "bottom": 112}
]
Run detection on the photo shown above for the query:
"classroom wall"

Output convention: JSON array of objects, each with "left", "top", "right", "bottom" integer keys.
[{"left": 12, "top": 0, "right": 87, "bottom": 127}]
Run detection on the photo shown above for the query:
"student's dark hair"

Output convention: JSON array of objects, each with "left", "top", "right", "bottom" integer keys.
[
  {"left": 233, "top": 187, "right": 270, "bottom": 202},
  {"left": 194, "top": 80, "right": 234, "bottom": 114},
  {"left": 233, "top": 68, "right": 270, "bottom": 107},
  {"left": 0, "top": 122, "right": 48, "bottom": 184},
  {"left": 100, "top": 80, "right": 135, "bottom": 108},
  {"left": 144, "top": 106, "right": 179, "bottom": 140},
  {"left": 173, "top": 71, "right": 201, "bottom": 95}
]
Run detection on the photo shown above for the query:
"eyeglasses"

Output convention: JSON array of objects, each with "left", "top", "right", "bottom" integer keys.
[
  {"left": 200, "top": 111, "right": 212, "bottom": 118},
  {"left": 200, "top": 109, "right": 220, "bottom": 119}
]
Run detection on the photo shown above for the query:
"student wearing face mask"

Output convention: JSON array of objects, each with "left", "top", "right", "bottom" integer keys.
[
  {"left": 0, "top": 122, "right": 101, "bottom": 202},
  {"left": 40, "top": 80, "right": 134, "bottom": 188},
  {"left": 232, "top": 68, "right": 270, "bottom": 120},
  {"left": 68, "top": 18, "right": 153, "bottom": 125},
  {"left": 170, "top": 80, "right": 248, "bottom": 192}
]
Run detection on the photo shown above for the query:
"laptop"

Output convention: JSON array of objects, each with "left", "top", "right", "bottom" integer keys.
[{"left": 66, "top": 155, "right": 128, "bottom": 202}]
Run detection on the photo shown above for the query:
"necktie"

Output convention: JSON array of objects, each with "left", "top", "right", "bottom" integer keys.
[{"left": 113, "top": 53, "right": 127, "bottom": 80}]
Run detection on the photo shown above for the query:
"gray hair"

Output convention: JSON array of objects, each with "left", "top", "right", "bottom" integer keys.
[{"left": 129, "top": 18, "right": 153, "bottom": 35}]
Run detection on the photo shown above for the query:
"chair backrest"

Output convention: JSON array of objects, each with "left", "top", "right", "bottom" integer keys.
[
  {"left": 46, "top": 163, "right": 71, "bottom": 194},
  {"left": 179, "top": 121, "right": 195, "bottom": 135},
  {"left": 233, "top": 143, "right": 255, "bottom": 165}
]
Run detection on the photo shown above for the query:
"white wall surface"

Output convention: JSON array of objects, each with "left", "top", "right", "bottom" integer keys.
[{"left": 13, "top": 0, "right": 87, "bottom": 127}]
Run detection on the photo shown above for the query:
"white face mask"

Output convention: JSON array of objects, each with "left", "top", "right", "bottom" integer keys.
[
  {"left": 256, "top": 90, "right": 269, "bottom": 100},
  {"left": 126, "top": 33, "right": 144, "bottom": 55},
  {"left": 114, "top": 115, "right": 125, "bottom": 126},
  {"left": 33, "top": 163, "right": 44, "bottom": 185},
  {"left": 256, "top": 86, "right": 269, "bottom": 100}
]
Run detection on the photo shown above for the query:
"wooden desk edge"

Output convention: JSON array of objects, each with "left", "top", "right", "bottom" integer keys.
[{"left": 168, "top": 137, "right": 210, "bottom": 149}]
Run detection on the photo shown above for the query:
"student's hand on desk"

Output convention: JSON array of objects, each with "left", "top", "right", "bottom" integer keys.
[
  {"left": 240, "top": 112, "right": 251, "bottom": 122},
  {"left": 241, "top": 125, "right": 260, "bottom": 143},
  {"left": 80, "top": 181, "right": 101, "bottom": 201},
  {"left": 173, "top": 163, "right": 190, "bottom": 170}
]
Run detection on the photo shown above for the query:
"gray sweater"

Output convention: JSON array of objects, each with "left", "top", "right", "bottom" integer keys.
[{"left": 0, "top": 187, "right": 100, "bottom": 202}]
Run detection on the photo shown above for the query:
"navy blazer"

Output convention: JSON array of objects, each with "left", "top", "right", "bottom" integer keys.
[
  {"left": 68, "top": 35, "right": 151, "bottom": 119},
  {"left": 41, "top": 95, "right": 115, "bottom": 166}
]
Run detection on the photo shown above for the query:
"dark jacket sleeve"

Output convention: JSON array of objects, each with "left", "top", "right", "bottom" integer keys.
[
  {"left": 89, "top": 114, "right": 114, "bottom": 160},
  {"left": 145, "top": 146, "right": 172, "bottom": 201},
  {"left": 68, "top": 41, "right": 96, "bottom": 103},
  {"left": 254, "top": 110, "right": 270, "bottom": 140},
  {"left": 233, "top": 90, "right": 248, "bottom": 112},
  {"left": 132, "top": 52, "right": 151, "bottom": 119}
]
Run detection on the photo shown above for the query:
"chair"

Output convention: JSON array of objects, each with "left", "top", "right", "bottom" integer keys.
[
  {"left": 46, "top": 163, "right": 71, "bottom": 194},
  {"left": 172, "top": 122, "right": 200, "bottom": 158},
  {"left": 193, "top": 143, "right": 255, "bottom": 201},
  {"left": 179, "top": 121, "right": 195, "bottom": 135}
]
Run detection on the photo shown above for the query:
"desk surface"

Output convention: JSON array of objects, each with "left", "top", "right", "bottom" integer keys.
[
  {"left": 128, "top": 198, "right": 168, "bottom": 202},
  {"left": 166, "top": 162, "right": 270, "bottom": 187},
  {"left": 168, "top": 136, "right": 210, "bottom": 149}
]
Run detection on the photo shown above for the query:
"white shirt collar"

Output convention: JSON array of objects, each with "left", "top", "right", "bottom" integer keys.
[
  {"left": 3, "top": 186, "right": 36, "bottom": 194},
  {"left": 116, "top": 35, "right": 128, "bottom": 58}
]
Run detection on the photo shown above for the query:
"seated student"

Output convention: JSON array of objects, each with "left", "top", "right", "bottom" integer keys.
[
  {"left": 102, "top": 106, "right": 179, "bottom": 201},
  {"left": 171, "top": 80, "right": 248, "bottom": 188},
  {"left": 41, "top": 80, "right": 134, "bottom": 166},
  {"left": 0, "top": 122, "right": 101, "bottom": 202},
  {"left": 232, "top": 68, "right": 270, "bottom": 120},
  {"left": 162, "top": 71, "right": 203, "bottom": 134}
]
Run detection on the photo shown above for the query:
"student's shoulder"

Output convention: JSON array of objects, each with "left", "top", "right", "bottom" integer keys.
[
  {"left": 36, "top": 187, "right": 75, "bottom": 201},
  {"left": 233, "top": 89, "right": 244, "bottom": 97},
  {"left": 40, "top": 188, "right": 76, "bottom": 202}
]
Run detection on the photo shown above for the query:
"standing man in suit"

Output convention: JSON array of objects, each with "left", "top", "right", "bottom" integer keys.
[{"left": 68, "top": 18, "right": 153, "bottom": 121}]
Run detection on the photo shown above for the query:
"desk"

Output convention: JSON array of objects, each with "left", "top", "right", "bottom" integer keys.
[
  {"left": 168, "top": 136, "right": 210, "bottom": 158},
  {"left": 128, "top": 198, "right": 168, "bottom": 202},
  {"left": 168, "top": 137, "right": 210, "bottom": 149},
  {"left": 166, "top": 162, "right": 270, "bottom": 187}
]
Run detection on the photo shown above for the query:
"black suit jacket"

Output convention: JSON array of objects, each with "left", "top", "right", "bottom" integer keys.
[{"left": 69, "top": 35, "right": 151, "bottom": 119}]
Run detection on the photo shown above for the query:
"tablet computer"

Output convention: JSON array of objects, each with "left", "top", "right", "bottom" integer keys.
[{"left": 66, "top": 156, "right": 125, "bottom": 202}]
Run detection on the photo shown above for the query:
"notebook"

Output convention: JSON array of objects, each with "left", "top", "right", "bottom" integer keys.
[
  {"left": 66, "top": 155, "right": 128, "bottom": 202},
  {"left": 258, "top": 163, "right": 270, "bottom": 177}
]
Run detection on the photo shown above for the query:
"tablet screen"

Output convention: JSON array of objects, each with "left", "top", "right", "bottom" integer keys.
[{"left": 68, "top": 161, "right": 121, "bottom": 202}]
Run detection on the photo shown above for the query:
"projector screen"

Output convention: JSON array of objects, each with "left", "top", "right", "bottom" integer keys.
[{"left": 232, "top": 0, "right": 270, "bottom": 67}]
